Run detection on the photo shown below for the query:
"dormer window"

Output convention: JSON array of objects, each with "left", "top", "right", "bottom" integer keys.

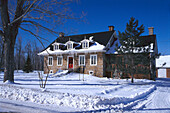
[
  {"left": 67, "top": 42, "right": 73, "bottom": 50},
  {"left": 82, "top": 41, "right": 89, "bottom": 49},
  {"left": 54, "top": 44, "right": 59, "bottom": 50},
  {"left": 81, "top": 39, "right": 89, "bottom": 49},
  {"left": 52, "top": 42, "right": 60, "bottom": 50}
]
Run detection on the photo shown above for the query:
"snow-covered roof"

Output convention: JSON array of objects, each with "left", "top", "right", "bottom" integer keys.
[
  {"left": 52, "top": 42, "right": 65, "bottom": 46},
  {"left": 65, "top": 40, "right": 79, "bottom": 45},
  {"left": 156, "top": 55, "right": 170, "bottom": 68},
  {"left": 108, "top": 42, "right": 154, "bottom": 54},
  {"left": 80, "top": 39, "right": 90, "bottom": 42},
  {"left": 106, "top": 38, "right": 120, "bottom": 54},
  {"left": 38, "top": 42, "right": 105, "bottom": 56}
]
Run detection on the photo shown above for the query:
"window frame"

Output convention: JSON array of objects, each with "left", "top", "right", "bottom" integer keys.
[
  {"left": 82, "top": 41, "right": 89, "bottom": 49},
  {"left": 79, "top": 55, "right": 85, "bottom": 66},
  {"left": 54, "top": 44, "right": 59, "bottom": 50},
  {"left": 57, "top": 56, "right": 63, "bottom": 66},
  {"left": 48, "top": 56, "right": 53, "bottom": 66},
  {"left": 67, "top": 42, "right": 73, "bottom": 50},
  {"left": 90, "top": 54, "right": 97, "bottom": 66}
]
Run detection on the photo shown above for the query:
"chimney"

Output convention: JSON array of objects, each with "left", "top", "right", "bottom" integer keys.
[
  {"left": 108, "top": 26, "right": 114, "bottom": 31},
  {"left": 59, "top": 32, "right": 64, "bottom": 37},
  {"left": 148, "top": 27, "right": 154, "bottom": 35}
]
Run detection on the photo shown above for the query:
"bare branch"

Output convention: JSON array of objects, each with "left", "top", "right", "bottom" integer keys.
[
  {"left": 19, "top": 26, "right": 50, "bottom": 43},
  {"left": 9, "top": 0, "right": 38, "bottom": 26},
  {"left": 22, "top": 20, "right": 59, "bottom": 35}
]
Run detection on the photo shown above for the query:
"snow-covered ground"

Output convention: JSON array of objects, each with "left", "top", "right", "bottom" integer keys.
[{"left": 0, "top": 71, "right": 170, "bottom": 113}]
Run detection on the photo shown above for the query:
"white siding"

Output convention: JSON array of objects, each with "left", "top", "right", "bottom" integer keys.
[{"left": 158, "top": 69, "right": 166, "bottom": 78}]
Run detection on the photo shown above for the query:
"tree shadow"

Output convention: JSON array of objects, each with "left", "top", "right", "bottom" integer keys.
[{"left": 0, "top": 100, "right": 62, "bottom": 113}]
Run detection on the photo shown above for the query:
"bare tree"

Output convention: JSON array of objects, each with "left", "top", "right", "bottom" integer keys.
[
  {"left": 15, "top": 36, "right": 22, "bottom": 71},
  {"left": 0, "top": 0, "right": 79, "bottom": 82},
  {"left": 0, "top": 35, "right": 4, "bottom": 69}
]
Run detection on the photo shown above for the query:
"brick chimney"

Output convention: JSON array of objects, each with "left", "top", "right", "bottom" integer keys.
[
  {"left": 108, "top": 26, "right": 114, "bottom": 31},
  {"left": 59, "top": 32, "right": 64, "bottom": 37},
  {"left": 148, "top": 27, "right": 154, "bottom": 35}
]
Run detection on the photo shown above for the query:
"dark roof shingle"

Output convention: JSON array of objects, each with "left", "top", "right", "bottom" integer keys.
[
  {"left": 43, "top": 31, "right": 115, "bottom": 51},
  {"left": 56, "top": 31, "right": 115, "bottom": 46}
]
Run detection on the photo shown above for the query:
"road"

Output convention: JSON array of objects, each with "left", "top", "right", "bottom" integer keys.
[{"left": 124, "top": 78, "right": 170, "bottom": 113}]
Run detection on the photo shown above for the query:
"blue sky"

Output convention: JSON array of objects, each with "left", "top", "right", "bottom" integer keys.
[{"left": 20, "top": 0, "right": 170, "bottom": 55}]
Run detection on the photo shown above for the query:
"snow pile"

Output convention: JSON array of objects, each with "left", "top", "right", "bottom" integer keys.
[
  {"left": 52, "top": 70, "right": 68, "bottom": 77},
  {"left": 0, "top": 84, "right": 156, "bottom": 111},
  {"left": 0, "top": 72, "right": 156, "bottom": 111}
]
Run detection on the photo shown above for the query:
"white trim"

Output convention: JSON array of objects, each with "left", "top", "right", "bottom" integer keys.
[
  {"left": 48, "top": 56, "right": 53, "bottom": 66},
  {"left": 90, "top": 54, "right": 97, "bottom": 66},
  {"left": 66, "top": 41, "right": 74, "bottom": 50},
  {"left": 80, "top": 39, "right": 90, "bottom": 42},
  {"left": 53, "top": 44, "right": 59, "bottom": 50},
  {"left": 67, "top": 56, "right": 74, "bottom": 69},
  {"left": 57, "top": 56, "right": 63, "bottom": 66},
  {"left": 79, "top": 55, "right": 85, "bottom": 66},
  {"left": 82, "top": 41, "right": 89, "bottom": 49},
  {"left": 81, "top": 39, "right": 89, "bottom": 49}
]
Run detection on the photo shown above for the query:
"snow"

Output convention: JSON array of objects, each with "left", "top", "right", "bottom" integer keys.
[
  {"left": 38, "top": 42, "right": 105, "bottom": 56},
  {"left": 4, "top": 80, "right": 15, "bottom": 84},
  {"left": 156, "top": 55, "right": 170, "bottom": 68},
  {"left": 113, "top": 43, "right": 154, "bottom": 54},
  {"left": 106, "top": 38, "right": 120, "bottom": 54},
  {"left": 51, "top": 70, "right": 68, "bottom": 77},
  {"left": 0, "top": 71, "right": 170, "bottom": 112}
]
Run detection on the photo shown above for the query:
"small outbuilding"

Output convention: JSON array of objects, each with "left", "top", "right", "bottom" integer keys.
[{"left": 156, "top": 55, "right": 170, "bottom": 78}]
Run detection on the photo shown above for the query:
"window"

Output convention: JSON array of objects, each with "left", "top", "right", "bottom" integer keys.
[
  {"left": 90, "top": 55, "right": 97, "bottom": 66},
  {"left": 79, "top": 55, "right": 85, "bottom": 66},
  {"left": 57, "top": 56, "right": 63, "bottom": 66},
  {"left": 82, "top": 41, "right": 89, "bottom": 49},
  {"left": 67, "top": 43, "right": 73, "bottom": 49},
  {"left": 54, "top": 45, "right": 59, "bottom": 50},
  {"left": 48, "top": 56, "right": 53, "bottom": 66}
]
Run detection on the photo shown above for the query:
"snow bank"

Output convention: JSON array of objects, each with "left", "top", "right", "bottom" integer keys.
[
  {"left": 0, "top": 84, "right": 156, "bottom": 111},
  {"left": 51, "top": 70, "right": 68, "bottom": 77}
]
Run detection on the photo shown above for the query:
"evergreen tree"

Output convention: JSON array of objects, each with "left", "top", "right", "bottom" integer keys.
[
  {"left": 116, "top": 17, "right": 151, "bottom": 83},
  {"left": 23, "top": 55, "right": 33, "bottom": 73}
]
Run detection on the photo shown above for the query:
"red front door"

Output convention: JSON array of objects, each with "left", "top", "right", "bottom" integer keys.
[{"left": 68, "top": 57, "right": 73, "bottom": 69}]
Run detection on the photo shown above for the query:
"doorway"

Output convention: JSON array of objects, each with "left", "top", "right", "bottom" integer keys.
[{"left": 68, "top": 57, "right": 73, "bottom": 69}]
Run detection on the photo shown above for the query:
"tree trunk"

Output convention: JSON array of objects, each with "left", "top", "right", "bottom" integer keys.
[
  {"left": 3, "top": 37, "right": 15, "bottom": 82},
  {"left": 131, "top": 74, "right": 134, "bottom": 83},
  {"left": 4, "top": 40, "right": 15, "bottom": 82},
  {"left": 131, "top": 54, "right": 134, "bottom": 83},
  {"left": 0, "top": 42, "right": 4, "bottom": 69}
]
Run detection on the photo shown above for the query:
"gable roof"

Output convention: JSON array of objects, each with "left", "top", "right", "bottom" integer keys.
[
  {"left": 42, "top": 31, "right": 115, "bottom": 52},
  {"left": 56, "top": 31, "right": 115, "bottom": 46}
]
